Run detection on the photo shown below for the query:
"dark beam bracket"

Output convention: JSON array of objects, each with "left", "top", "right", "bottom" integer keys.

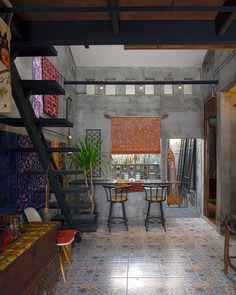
[
  {"left": 107, "top": 0, "right": 120, "bottom": 36},
  {"left": 215, "top": 0, "right": 236, "bottom": 35}
]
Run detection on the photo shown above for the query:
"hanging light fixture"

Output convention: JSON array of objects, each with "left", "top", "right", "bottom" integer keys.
[
  {"left": 99, "top": 84, "right": 104, "bottom": 90},
  {"left": 139, "top": 84, "right": 144, "bottom": 90},
  {"left": 178, "top": 84, "right": 182, "bottom": 89}
]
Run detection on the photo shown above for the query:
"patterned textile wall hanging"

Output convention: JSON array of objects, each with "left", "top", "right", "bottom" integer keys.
[
  {"left": 111, "top": 117, "right": 161, "bottom": 154},
  {"left": 86, "top": 129, "right": 102, "bottom": 178},
  {"left": 51, "top": 141, "right": 65, "bottom": 170},
  {"left": 0, "top": 18, "right": 12, "bottom": 113},
  {"left": 17, "top": 135, "right": 46, "bottom": 213},
  {"left": 32, "top": 56, "right": 43, "bottom": 118},
  {"left": 0, "top": 131, "right": 18, "bottom": 213},
  {"left": 42, "top": 57, "right": 59, "bottom": 117},
  {"left": 0, "top": 131, "right": 65, "bottom": 214}
]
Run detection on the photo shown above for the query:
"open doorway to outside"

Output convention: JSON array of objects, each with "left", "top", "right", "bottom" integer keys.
[{"left": 167, "top": 138, "right": 200, "bottom": 218}]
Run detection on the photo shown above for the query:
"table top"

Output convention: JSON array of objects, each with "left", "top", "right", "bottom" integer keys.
[
  {"left": 0, "top": 222, "right": 59, "bottom": 272},
  {"left": 69, "top": 178, "right": 179, "bottom": 186}
]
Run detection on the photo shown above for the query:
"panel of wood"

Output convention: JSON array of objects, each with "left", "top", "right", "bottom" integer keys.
[
  {"left": 0, "top": 223, "right": 59, "bottom": 295},
  {"left": 204, "top": 97, "right": 217, "bottom": 219},
  {"left": 204, "top": 97, "right": 217, "bottom": 118}
]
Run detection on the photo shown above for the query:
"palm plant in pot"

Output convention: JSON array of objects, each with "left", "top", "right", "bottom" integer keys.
[{"left": 68, "top": 137, "right": 108, "bottom": 214}]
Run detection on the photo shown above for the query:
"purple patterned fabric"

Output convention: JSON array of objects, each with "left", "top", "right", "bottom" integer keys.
[
  {"left": 17, "top": 135, "right": 46, "bottom": 213},
  {"left": 0, "top": 131, "right": 18, "bottom": 213},
  {"left": 32, "top": 57, "right": 43, "bottom": 118}
]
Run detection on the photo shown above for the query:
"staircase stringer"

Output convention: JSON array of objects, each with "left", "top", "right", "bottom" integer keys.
[{"left": 11, "top": 61, "right": 75, "bottom": 228}]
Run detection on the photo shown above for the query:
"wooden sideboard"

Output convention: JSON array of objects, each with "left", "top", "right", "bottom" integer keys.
[{"left": 0, "top": 222, "right": 60, "bottom": 295}]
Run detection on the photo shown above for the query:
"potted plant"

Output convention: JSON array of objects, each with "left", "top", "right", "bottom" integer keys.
[{"left": 68, "top": 137, "right": 108, "bottom": 214}]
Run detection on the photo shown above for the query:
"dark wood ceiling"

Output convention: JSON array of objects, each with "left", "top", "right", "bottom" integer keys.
[
  {"left": 5, "top": 0, "right": 236, "bottom": 48},
  {"left": 10, "top": 0, "right": 225, "bottom": 21}
]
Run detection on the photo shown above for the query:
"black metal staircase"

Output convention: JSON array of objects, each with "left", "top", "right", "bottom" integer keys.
[{"left": 4, "top": 47, "right": 98, "bottom": 232}]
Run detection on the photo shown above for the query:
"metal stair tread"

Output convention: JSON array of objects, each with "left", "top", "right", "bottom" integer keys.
[
  {"left": 0, "top": 118, "right": 73, "bottom": 127},
  {"left": 51, "top": 213, "right": 97, "bottom": 224},
  {"left": 61, "top": 187, "right": 89, "bottom": 193},
  {"left": 23, "top": 169, "right": 83, "bottom": 176},
  {"left": 60, "top": 223, "right": 98, "bottom": 233},
  {"left": 12, "top": 45, "right": 57, "bottom": 57},
  {"left": 53, "top": 170, "right": 84, "bottom": 175},
  {"left": 1, "top": 147, "right": 79, "bottom": 152},
  {"left": 49, "top": 201, "right": 91, "bottom": 209},
  {"left": 20, "top": 80, "right": 65, "bottom": 95}
]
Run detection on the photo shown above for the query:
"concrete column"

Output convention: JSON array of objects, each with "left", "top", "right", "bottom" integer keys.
[{"left": 217, "top": 92, "right": 232, "bottom": 225}]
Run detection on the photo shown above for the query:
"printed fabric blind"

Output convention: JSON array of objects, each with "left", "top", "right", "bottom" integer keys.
[{"left": 111, "top": 116, "right": 161, "bottom": 154}]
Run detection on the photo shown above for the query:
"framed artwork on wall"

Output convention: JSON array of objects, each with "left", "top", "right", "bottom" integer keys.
[{"left": 66, "top": 97, "right": 73, "bottom": 122}]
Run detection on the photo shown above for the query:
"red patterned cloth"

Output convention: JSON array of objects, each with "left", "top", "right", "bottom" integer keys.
[
  {"left": 116, "top": 180, "right": 144, "bottom": 193},
  {"left": 111, "top": 116, "right": 161, "bottom": 154},
  {"left": 42, "top": 57, "right": 59, "bottom": 117}
]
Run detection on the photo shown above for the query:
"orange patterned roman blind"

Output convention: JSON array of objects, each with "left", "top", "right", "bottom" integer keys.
[{"left": 111, "top": 116, "right": 161, "bottom": 154}]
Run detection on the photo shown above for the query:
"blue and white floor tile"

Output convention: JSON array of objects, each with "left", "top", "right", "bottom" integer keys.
[{"left": 54, "top": 218, "right": 236, "bottom": 295}]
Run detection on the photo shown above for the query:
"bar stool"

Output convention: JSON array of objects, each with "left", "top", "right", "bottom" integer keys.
[
  {"left": 103, "top": 184, "right": 131, "bottom": 232},
  {"left": 142, "top": 184, "right": 168, "bottom": 232}
]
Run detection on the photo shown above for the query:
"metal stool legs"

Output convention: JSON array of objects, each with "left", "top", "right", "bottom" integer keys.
[
  {"left": 108, "top": 202, "right": 114, "bottom": 232},
  {"left": 122, "top": 202, "right": 128, "bottom": 231},
  {"left": 107, "top": 202, "right": 128, "bottom": 232},
  {"left": 145, "top": 201, "right": 166, "bottom": 232},
  {"left": 145, "top": 202, "right": 151, "bottom": 231},
  {"left": 159, "top": 202, "right": 166, "bottom": 232}
]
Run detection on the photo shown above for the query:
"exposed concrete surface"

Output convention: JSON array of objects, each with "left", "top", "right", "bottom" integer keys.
[{"left": 202, "top": 50, "right": 236, "bottom": 228}]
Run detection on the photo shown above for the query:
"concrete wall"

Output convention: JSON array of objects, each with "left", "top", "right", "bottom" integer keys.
[
  {"left": 196, "top": 139, "right": 204, "bottom": 216},
  {"left": 0, "top": 46, "right": 77, "bottom": 143},
  {"left": 75, "top": 66, "right": 203, "bottom": 141},
  {"left": 74, "top": 66, "right": 204, "bottom": 219},
  {"left": 202, "top": 51, "right": 236, "bottom": 227}
]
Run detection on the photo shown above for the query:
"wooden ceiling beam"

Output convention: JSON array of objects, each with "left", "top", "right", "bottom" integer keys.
[
  {"left": 124, "top": 44, "right": 236, "bottom": 50},
  {"left": 1, "top": 6, "right": 236, "bottom": 14}
]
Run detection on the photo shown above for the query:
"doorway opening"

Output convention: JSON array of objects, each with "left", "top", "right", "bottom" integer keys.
[{"left": 167, "top": 138, "right": 200, "bottom": 218}]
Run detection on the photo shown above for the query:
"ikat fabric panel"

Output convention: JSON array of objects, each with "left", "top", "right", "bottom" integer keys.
[
  {"left": 17, "top": 135, "right": 46, "bottom": 213},
  {"left": 0, "top": 131, "right": 55, "bottom": 214},
  {"left": 111, "top": 116, "right": 161, "bottom": 154},
  {"left": 42, "top": 57, "right": 59, "bottom": 117},
  {"left": 51, "top": 141, "right": 65, "bottom": 171},
  {"left": 0, "top": 131, "right": 18, "bottom": 213}
]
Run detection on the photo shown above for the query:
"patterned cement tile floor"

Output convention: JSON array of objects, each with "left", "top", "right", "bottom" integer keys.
[{"left": 54, "top": 218, "right": 236, "bottom": 295}]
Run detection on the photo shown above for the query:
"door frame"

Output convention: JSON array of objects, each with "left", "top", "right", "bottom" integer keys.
[{"left": 204, "top": 97, "right": 217, "bottom": 219}]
